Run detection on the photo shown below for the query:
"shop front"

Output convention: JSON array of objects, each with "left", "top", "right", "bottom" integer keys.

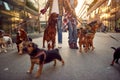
[
  {"left": 0, "top": 0, "right": 39, "bottom": 35},
  {"left": 87, "top": 0, "right": 120, "bottom": 32}
]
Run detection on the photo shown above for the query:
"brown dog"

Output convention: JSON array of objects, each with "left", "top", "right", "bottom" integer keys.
[
  {"left": 16, "top": 28, "right": 28, "bottom": 54},
  {"left": 43, "top": 13, "right": 58, "bottom": 50},
  {"left": 78, "top": 27, "right": 87, "bottom": 52},
  {"left": 25, "top": 42, "right": 64, "bottom": 78},
  {"left": 78, "top": 23, "right": 100, "bottom": 53}
]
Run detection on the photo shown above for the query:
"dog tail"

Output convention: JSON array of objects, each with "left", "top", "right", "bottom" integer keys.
[{"left": 111, "top": 47, "right": 116, "bottom": 50}]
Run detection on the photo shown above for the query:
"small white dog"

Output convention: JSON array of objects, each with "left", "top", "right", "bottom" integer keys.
[
  {"left": 3, "top": 36, "right": 13, "bottom": 48},
  {"left": 0, "top": 36, "right": 13, "bottom": 53},
  {"left": 0, "top": 37, "right": 7, "bottom": 53}
]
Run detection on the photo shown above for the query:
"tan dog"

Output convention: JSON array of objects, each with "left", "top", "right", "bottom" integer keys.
[{"left": 25, "top": 42, "right": 64, "bottom": 78}]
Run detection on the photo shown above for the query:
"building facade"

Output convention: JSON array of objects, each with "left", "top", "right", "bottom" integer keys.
[
  {"left": 87, "top": 0, "right": 120, "bottom": 32},
  {"left": 0, "top": 0, "right": 39, "bottom": 34},
  {"left": 77, "top": 0, "right": 94, "bottom": 27}
]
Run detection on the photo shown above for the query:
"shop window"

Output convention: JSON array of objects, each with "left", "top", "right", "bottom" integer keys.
[
  {"left": 3, "top": 2, "right": 10, "bottom": 10},
  {"left": 0, "top": 0, "right": 4, "bottom": 10},
  {"left": 0, "top": 1, "right": 10, "bottom": 10}
]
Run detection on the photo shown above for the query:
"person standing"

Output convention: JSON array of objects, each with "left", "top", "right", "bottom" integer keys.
[
  {"left": 68, "top": 0, "right": 78, "bottom": 49},
  {"left": 40, "top": 0, "right": 76, "bottom": 48},
  {"left": 63, "top": 0, "right": 78, "bottom": 49}
]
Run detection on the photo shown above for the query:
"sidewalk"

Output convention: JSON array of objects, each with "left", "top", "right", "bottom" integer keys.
[{"left": 106, "top": 32, "right": 120, "bottom": 41}]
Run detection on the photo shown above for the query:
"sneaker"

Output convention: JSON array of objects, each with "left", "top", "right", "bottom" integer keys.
[
  {"left": 58, "top": 43, "right": 62, "bottom": 48},
  {"left": 74, "top": 46, "right": 78, "bottom": 49},
  {"left": 18, "top": 51, "right": 22, "bottom": 55},
  {"left": 58, "top": 46, "right": 62, "bottom": 48},
  {"left": 69, "top": 43, "right": 74, "bottom": 49}
]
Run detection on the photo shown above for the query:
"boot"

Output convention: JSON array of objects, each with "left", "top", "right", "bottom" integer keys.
[
  {"left": 69, "top": 42, "right": 74, "bottom": 49},
  {"left": 73, "top": 43, "right": 78, "bottom": 49}
]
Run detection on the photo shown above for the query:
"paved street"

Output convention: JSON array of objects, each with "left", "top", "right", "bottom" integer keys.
[{"left": 0, "top": 32, "right": 120, "bottom": 80}]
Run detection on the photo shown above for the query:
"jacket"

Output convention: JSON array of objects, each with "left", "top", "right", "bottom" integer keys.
[{"left": 44, "top": 0, "right": 77, "bottom": 17}]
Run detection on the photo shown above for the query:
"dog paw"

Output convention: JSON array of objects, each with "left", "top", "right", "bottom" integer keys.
[
  {"left": 4, "top": 50, "right": 7, "bottom": 53},
  {"left": 26, "top": 70, "right": 32, "bottom": 74},
  {"left": 92, "top": 47, "right": 95, "bottom": 50},
  {"left": 110, "top": 63, "right": 114, "bottom": 66},
  {"left": 115, "top": 62, "right": 119, "bottom": 64},
  {"left": 79, "top": 50, "right": 82, "bottom": 53},
  {"left": 35, "top": 74, "right": 40, "bottom": 78},
  {"left": 18, "top": 52, "right": 22, "bottom": 55},
  {"left": 42, "top": 46, "right": 45, "bottom": 48},
  {"left": 62, "top": 60, "right": 65, "bottom": 66},
  {"left": 53, "top": 64, "right": 56, "bottom": 67}
]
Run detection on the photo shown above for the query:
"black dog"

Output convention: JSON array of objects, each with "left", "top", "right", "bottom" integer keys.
[
  {"left": 111, "top": 47, "right": 120, "bottom": 66},
  {"left": 25, "top": 42, "right": 64, "bottom": 78}
]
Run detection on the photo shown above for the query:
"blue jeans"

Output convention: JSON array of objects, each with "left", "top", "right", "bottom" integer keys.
[
  {"left": 68, "top": 21, "right": 77, "bottom": 44},
  {"left": 57, "top": 15, "right": 62, "bottom": 44}
]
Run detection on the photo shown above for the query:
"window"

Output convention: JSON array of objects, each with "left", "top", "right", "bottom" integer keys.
[
  {"left": 0, "top": 0, "right": 4, "bottom": 10},
  {"left": 3, "top": 2, "right": 10, "bottom": 10}
]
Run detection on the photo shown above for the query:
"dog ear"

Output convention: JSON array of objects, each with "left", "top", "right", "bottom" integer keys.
[{"left": 32, "top": 43, "right": 38, "bottom": 49}]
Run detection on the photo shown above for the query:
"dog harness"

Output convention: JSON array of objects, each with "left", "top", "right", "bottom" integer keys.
[
  {"left": 29, "top": 48, "right": 47, "bottom": 64},
  {"left": 35, "top": 51, "right": 46, "bottom": 60}
]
